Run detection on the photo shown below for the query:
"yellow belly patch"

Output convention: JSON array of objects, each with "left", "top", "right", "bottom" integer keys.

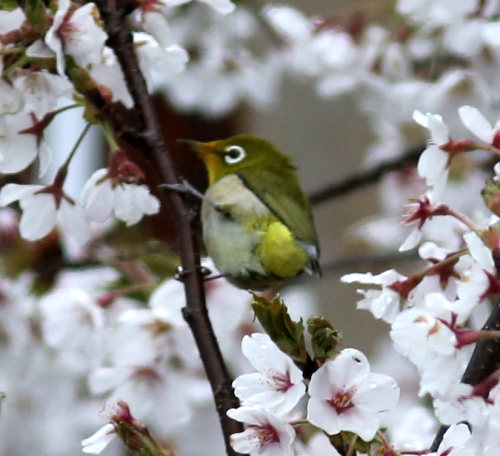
[{"left": 260, "top": 222, "right": 308, "bottom": 278}]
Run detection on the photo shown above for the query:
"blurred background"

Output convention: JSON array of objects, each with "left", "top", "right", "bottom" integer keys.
[{"left": 42, "top": 0, "right": 408, "bottom": 356}]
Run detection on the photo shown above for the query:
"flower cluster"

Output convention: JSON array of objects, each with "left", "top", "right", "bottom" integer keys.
[
  {"left": 343, "top": 105, "right": 500, "bottom": 452},
  {"left": 227, "top": 333, "right": 399, "bottom": 456}
]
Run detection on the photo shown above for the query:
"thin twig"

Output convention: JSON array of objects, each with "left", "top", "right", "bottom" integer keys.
[
  {"left": 95, "top": 1, "right": 243, "bottom": 454},
  {"left": 309, "top": 145, "right": 424, "bottom": 206}
]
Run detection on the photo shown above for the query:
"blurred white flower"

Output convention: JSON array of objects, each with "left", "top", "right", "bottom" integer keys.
[
  {"left": 0, "top": 183, "right": 90, "bottom": 244},
  {"left": 0, "top": 112, "right": 40, "bottom": 174},
  {"left": 45, "top": 0, "right": 107, "bottom": 75},
  {"left": 40, "top": 288, "right": 105, "bottom": 370},
  {"left": 80, "top": 152, "right": 160, "bottom": 226}
]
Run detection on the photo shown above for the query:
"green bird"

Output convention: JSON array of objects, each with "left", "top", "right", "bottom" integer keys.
[{"left": 184, "top": 135, "right": 321, "bottom": 290}]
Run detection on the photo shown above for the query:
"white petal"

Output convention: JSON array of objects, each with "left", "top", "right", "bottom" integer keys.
[
  {"left": 242, "top": 333, "right": 301, "bottom": 380},
  {"left": 230, "top": 428, "right": 260, "bottom": 454},
  {"left": 307, "top": 397, "right": 341, "bottom": 435},
  {"left": 82, "top": 424, "right": 116, "bottom": 454},
  {"left": 80, "top": 169, "right": 114, "bottom": 222},
  {"left": 88, "top": 366, "right": 134, "bottom": 394},
  {"left": 417, "top": 146, "right": 449, "bottom": 186},
  {"left": 354, "top": 373, "right": 400, "bottom": 411},
  {"left": 340, "top": 272, "right": 382, "bottom": 285},
  {"left": 399, "top": 226, "right": 423, "bottom": 252},
  {"left": 412, "top": 109, "right": 428, "bottom": 127},
  {"left": 464, "top": 232, "right": 495, "bottom": 273},
  {"left": 0, "top": 183, "right": 41, "bottom": 206},
  {"left": 427, "top": 114, "right": 449, "bottom": 145},
  {"left": 458, "top": 105, "right": 494, "bottom": 143},
  {"left": 199, "top": 0, "right": 235, "bottom": 14},
  {"left": 19, "top": 193, "right": 57, "bottom": 241},
  {"left": 58, "top": 199, "right": 91, "bottom": 244}
]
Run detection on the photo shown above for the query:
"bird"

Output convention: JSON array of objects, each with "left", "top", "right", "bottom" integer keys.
[{"left": 181, "top": 134, "right": 321, "bottom": 290}]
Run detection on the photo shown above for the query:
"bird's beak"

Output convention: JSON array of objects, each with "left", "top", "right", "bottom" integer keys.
[
  {"left": 177, "top": 139, "right": 206, "bottom": 152},
  {"left": 177, "top": 139, "right": 218, "bottom": 163}
]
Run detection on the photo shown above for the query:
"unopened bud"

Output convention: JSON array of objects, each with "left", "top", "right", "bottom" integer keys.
[{"left": 482, "top": 180, "right": 500, "bottom": 217}]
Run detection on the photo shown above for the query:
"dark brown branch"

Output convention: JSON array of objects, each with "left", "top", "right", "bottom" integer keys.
[
  {"left": 309, "top": 145, "right": 424, "bottom": 206},
  {"left": 430, "top": 299, "right": 500, "bottom": 451},
  {"left": 95, "top": 1, "right": 242, "bottom": 454}
]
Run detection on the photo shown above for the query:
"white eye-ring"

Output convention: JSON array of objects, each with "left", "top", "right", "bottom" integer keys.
[{"left": 223, "top": 145, "right": 246, "bottom": 164}]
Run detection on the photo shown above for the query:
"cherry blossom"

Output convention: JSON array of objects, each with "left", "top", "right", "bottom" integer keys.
[
  {"left": 227, "top": 406, "right": 296, "bottom": 456},
  {"left": 39, "top": 288, "right": 105, "bottom": 370},
  {"left": 0, "top": 183, "right": 90, "bottom": 244},
  {"left": 390, "top": 308, "right": 457, "bottom": 367},
  {"left": 232, "top": 333, "right": 305, "bottom": 414},
  {"left": 433, "top": 383, "right": 490, "bottom": 427},
  {"left": 0, "top": 112, "right": 40, "bottom": 174},
  {"left": 341, "top": 269, "right": 407, "bottom": 323},
  {"left": 89, "top": 364, "right": 193, "bottom": 433},
  {"left": 45, "top": 0, "right": 107, "bottom": 75},
  {"left": 307, "top": 349, "right": 399, "bottom": 441},
  {"left": 80, "top": 151, "right": 160, "bottom": 226}
]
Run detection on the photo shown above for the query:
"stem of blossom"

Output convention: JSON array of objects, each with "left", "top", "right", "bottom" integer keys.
[
  {"left": 399, "top": 451, "right": 431, "bottom": 455},
  {"left": 460, "top": 329, "right": 500, "bottom": 346},
  {"left": 289, "top": 419, "right": 309, "bottom": 426},
  {"left": 397, "top": 248, "right": 468, "bottom": 297},
  {"left": 55, "top": 122, "right": 91, "bottom": 183},
  {"left": 469, "top": 141, "right": 500, "bottom": 157},
  {"left": 418, "top": 248, "right": 468, "bottom": 278},
  {"left": 50, "top": 103, "right": 81, "bottom": 117},
  {"left": 377, "top": 430, "right": 400, "bottom": 456},
  {"left": 443, "top": 207, "right": 479, "bottom": 234},
  {"left": 0, "top": 47, "right": 25, "bottom": 55},
  {"left": 95, "top": 1, "right": 243, "bottom": 454},
  {"left": 3, "top": 54, "right": 29, "bottom": 76},
  {"left": 345, "top": 435, "right": 358, "bottom": 456},
  {"left": 102, "top": 122, "right": 120, "bottom": 152},
  {"left": 98, "top": 283, "right": 156, "bottom": 308}
]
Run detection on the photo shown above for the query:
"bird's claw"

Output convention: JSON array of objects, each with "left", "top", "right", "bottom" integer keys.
[{"left": 174, "top": 265, "right": 217, "bottom": 282}]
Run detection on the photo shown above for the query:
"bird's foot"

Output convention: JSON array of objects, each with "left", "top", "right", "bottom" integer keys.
[
  {"left": 174, "top": 265, "right": 216, "bottom": 282},
  {"left": 203, "top": 273, "right": 225, "bottom": 282}
]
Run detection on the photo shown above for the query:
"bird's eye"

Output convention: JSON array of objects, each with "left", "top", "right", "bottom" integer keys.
[{"left": 223, "top": 145, "right": 246, "bottom": 164}]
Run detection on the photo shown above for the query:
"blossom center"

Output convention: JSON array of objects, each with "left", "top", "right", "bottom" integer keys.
[
  {"left": 327, "top": 390, "right": 354, "bottom": 414},
  {"left": 249, "top": 423, "right": 280, "bottom": 448},
  {"left": 272, "top": 370, "right": 292, "bottom": 392}
]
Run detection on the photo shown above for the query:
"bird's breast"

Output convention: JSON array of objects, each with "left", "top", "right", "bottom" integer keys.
[{"left": 201, "top": 174, "right": 271, "bottom": 279}]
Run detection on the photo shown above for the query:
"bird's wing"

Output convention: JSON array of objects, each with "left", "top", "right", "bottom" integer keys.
[{"left": 236, "top": 168, "right": 321, "bottom": 271}]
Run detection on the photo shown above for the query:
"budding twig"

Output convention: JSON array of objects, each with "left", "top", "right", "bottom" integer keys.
[
  {"left": 93, "top": 1, "right": 243, "bottom": 454},
  {"left": 309, "top": 145, "right": 424, "bottom": 206}
]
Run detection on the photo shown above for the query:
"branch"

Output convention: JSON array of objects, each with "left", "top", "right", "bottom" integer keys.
[
  {"left": 309, "top": 145, "right": 424, "bottom": 206},
  {"left": 294, "top": 250, "right": 419, "bottom": 283},
  {"left": 95, "top": 1, "right": 243, "bottom": 454},
  {"left": 430, "top": 299, "right": 500, "bottom": 451}
]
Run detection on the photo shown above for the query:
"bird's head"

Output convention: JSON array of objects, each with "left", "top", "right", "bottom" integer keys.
[{"left": 180, "top": 135, "right": 294, "bottom": 185}]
